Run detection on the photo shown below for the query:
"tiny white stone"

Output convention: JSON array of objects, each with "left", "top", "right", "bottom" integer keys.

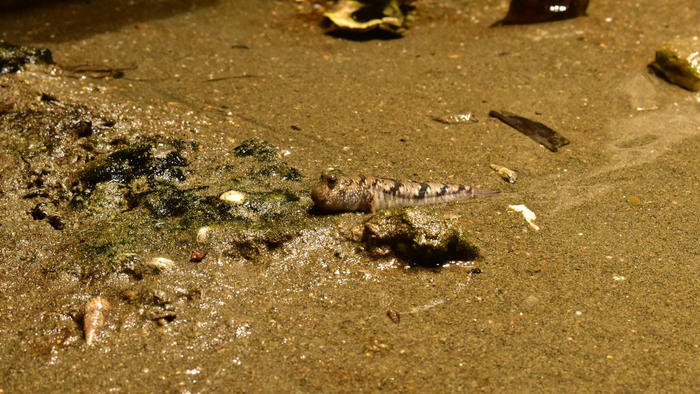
[
  {"left": 612, "top": 274, "right": 626, "bottom": 281},
  {"left": 196, "top": 226, "right": 211, "bottom": 243},
  {"left": 219, "top": 190, "right": 246, "bottom": 204}
]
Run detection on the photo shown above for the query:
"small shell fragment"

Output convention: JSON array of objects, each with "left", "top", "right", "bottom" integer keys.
[
  {"left": 324, "top": 0, "right": 407, "bottom": 34},
  {"left": 219, "top": 190, "right": 246, "bottom": 204},
  {"left": 508, "top": 204, "right": 540, "bottom": 231},
  {"left": 146, "top": 256, "right": 175, "bottom": 270},
  {"left": 196, "top": 226, "right": 211, "bottom": 243},
  {"left": 431, "top": 113, "right": 478, "bottom": 124},
  {"left": 84, "top": 297, "right": 109, "bottom": 346},
  {"left": 490, "top": 164, "right": 517, "bottom": 183},
  {"left": 386, "top": 309, "right": 400, "bottom": 325}
]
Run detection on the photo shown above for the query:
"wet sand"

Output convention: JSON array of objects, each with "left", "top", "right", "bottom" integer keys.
[{"left": 1, "top": 0, "right": 698, "bottom": 391}]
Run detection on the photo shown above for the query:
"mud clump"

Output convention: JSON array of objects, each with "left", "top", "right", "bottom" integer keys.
[{"left": 361, "top": 208, "right": 479, "bottom": 266}]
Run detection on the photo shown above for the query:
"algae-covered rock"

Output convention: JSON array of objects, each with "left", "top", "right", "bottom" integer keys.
[
  {"left": 651, "top": 37, "right": 700, "bottom": 91},
  {"left": 79, "top": 144, "right": 188, "bottom": 188},
  {"left": 233, "top": 137, "right": 278, "bottom": 161},
  {"left": 361, "top": 208, "right": 479, "bottom": 266},
  {"left": 233, "top": 138, "right": 303, "bottom": 182},
  {"left": 87, "top": 182, "right": 133, "bottom": 217},
  {"left": 0, "top": 41, "right": 53, "bottom": 74},
  {"left": 324, "top": 0, "right": 414, "bottom": 34},
  {"left": 142, "top": 186, "right": 194, "bottom": 219}
]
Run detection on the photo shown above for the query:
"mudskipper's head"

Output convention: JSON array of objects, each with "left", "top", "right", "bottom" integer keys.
[{"left": 311, "top": 169, "right": 342, "bottom": 212}]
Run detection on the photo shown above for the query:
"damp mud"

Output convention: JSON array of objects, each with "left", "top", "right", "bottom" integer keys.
[{"left": 1, "top": 0, "right": 698, "bottom": 391}]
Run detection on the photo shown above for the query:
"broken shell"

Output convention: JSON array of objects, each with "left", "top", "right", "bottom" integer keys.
[
  {"left": 386, "top": 309, "right": 400, "bottom": 325},
  {"left": 84, "top": 296, "right": 109, "bottom": 346},
  {"left": 146, "top": 256, "right": 175, "bottom": 270},
  {"left": 508, "top": 204, "right": 540, "bottom": 231},
  {"left": 324, "top": 0, "right": 408, "bottom": 33},
  {"left": 431, "top": 113, "right": 478, "bottom": 124},
  {"left": 219, "top": 190, "right": 246, "bottom": 204},
  {"left": 490, "top": 164, "right": 518, "bottom": 183},
  {"left": 196, "top": 226, "right": 211, "bottom": 243}
]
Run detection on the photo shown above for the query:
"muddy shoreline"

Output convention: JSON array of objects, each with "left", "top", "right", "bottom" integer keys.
[{"left": 1, "top": 1, "right": 698, "bottom": 391}]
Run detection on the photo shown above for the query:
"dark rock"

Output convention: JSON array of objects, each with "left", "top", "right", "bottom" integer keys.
[
  {"left": 0, "top": 41, "right": 53, "bottom": 74},
  {"left": 79, "top": 144, "right": 153, "bottom": 187},
  {"left": 31, "top": 202, "right": 48, "bottom": 220},
  {"left": 47, "top": 215, "right": 65, "bottom": 230},
  {"left": 78, "top": 144, "right": 188, "bottom": 188},
  {"left": 498, "top": 0, "right": 589, "bottom": 25}
]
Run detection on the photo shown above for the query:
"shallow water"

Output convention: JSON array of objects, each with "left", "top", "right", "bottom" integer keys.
[{"left": 1, "top": 0, "right": 698, "bottom": 391}]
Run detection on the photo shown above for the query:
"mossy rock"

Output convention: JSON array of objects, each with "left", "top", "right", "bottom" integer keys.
[
  {"left": 651, "top": 37, "right": 700, "bottom": 91},
  {"left": 79, "top": 144, "right": 188, "bottom": 188},
  {"left": 362, "top": 208, "right": 479, "bottom": 266}
]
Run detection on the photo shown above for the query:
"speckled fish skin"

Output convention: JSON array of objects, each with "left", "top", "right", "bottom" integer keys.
[{"left": 311, "top": 171, "right": 498, "bottom": 213}]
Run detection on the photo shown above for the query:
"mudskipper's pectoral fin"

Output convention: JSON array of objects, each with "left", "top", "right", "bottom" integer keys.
[{"left": 367, "top": 190, "right": 376, "bottom": 214}]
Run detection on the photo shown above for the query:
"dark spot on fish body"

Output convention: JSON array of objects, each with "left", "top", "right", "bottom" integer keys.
[
  {"left": 418, "top": 183, "right": 429, "bottom": 198},
  {"left": 388, "top": 181, "right": 401, "bottom": 196}
]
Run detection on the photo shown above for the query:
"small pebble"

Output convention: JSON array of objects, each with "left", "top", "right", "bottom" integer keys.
[
  {"left": 386, "top": 309, "right": 400, "bottom": 325},
  {"left": 190, "top": 250, "right": 207, "bottom": 262},
  {"left": 522, "top": 295, "right": 540, "bottom": 309},
  {"left": 219, "top": 190, "right": 246, "bottom": 204},
  {"left": 490, "top": 164, "right": 517, "bottom": 183},
  {"left": 47, "top": 215, "right": 65, "bottom": 230},
  {"left": 627, "top": 196, "right": 641, "bottom": 206}
]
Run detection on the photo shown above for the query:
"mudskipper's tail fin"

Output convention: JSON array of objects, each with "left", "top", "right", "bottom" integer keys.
[{"left": 472, "top": 188, "right": 500, "bottom": 198}]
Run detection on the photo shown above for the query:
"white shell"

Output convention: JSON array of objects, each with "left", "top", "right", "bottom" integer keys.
[
  {"left": 196, "top": 226, "right": 211, "bottom": 243},
  {"left": 146, "top": 256, "right": 175, "bottom": 270},
  {"left": 219, "top": 190, "right": 246, "bottom": 204},
  {"left": 84, "top": 296, "right": 109, "bottom": 346},
  {"left": 508, "top": 204, "right": 540, "bottom": 231}
]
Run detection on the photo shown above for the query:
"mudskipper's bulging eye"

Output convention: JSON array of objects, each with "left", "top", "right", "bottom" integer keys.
[{"left": 327, "top": 174, "right": 337, "bottom": 187}]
